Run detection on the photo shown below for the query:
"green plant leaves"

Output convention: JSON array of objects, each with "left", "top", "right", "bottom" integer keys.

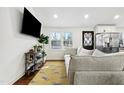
[{"left": 38, "top": 34, "right": 49, "bottom": 44}]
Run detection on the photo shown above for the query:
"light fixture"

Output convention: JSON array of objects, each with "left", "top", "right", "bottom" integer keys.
[
  {"left": 53, "top": 14, "right": 58, "bottom": 19},
  {"left": 114, "top": 14, "right": 120, "bottom": 19},
  {"left": 84, "top": 14, "right": 89, "bottom": 19}
]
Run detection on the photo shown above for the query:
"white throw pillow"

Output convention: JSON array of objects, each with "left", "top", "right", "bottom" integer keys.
[
  {"left": 77, "top": 46, "right": 82, "bottom": 55},
  {"left": 77, "top": 47, "right": 94, "bottom": 56},
  {"left": 92, "top": 49, "right": 105, "bottom": 56}
]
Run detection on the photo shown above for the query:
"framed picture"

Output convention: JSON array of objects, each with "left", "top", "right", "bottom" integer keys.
[{"left": 82, "top": 31, "right": 94, "bottom": 50}]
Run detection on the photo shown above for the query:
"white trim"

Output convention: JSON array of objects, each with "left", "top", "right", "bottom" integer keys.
[{"left": 8, "top": 72, "right": 25, "bottom": 85}]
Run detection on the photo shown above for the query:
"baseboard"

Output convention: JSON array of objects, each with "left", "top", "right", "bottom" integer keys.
[
  {"left": 46, "top": 60, "right": 64, "bottom": 61},
  {"left": 7, "top": 60, "right": 64, "bottom": 85},
  {"left": 8, "top": 72, "right": 25, "bottom": 85}
]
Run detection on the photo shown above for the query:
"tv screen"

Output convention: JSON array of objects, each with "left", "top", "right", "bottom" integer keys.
[{"left": 21, "top": 8, "right": 41, "bottom": 38}]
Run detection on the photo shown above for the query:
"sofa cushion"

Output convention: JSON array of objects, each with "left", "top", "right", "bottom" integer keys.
[
  {"left": 74, "top": 71, "right": 124, "bottom": 85},
  {"left": 70, "top": 53, "right": 124, "bottom": 71},
  {"left": 64, "top": 48, "right": 77, "bottom": 56}
]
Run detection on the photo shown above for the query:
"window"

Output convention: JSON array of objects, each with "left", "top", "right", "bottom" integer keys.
[
  {"left": 50, "top": 32, "right": 61, "bottom": 49},
  {"left": 63, "top": 32, "right": 72, "bottom": 47},
  {"left": 96, "top": 32, "right": 120, "bottom": 53}
]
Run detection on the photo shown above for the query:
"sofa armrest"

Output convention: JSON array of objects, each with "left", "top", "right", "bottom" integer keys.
[{"left": 69, "top": 54, "right": 124, "bottom": 71}]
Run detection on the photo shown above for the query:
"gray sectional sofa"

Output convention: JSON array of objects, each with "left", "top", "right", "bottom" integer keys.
[{"left": 64, "top": 48, "right": 124, "bottom": 85}]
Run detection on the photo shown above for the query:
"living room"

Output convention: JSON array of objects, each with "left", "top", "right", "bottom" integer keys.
[{"left": 1, "top": 7, "right": 124, "bottom": 85}]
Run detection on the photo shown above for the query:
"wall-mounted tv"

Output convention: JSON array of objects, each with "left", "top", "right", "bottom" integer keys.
[{"left": 21, "top": 8, "right": 41, "bottom": 38}]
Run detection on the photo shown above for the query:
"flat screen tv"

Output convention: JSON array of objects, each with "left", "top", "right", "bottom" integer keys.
[{"left": 21, "top": 8, "right": 41, "bottom": 38}]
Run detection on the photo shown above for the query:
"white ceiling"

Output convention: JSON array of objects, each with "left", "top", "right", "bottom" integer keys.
[{"left": 33, "top": 7, "right": 124, "bottom": 27}]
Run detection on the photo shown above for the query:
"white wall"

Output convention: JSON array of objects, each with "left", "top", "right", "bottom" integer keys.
[
  {"left": 116, "top": 27, "right": 124, "bottom": 32},
  {"left": 42, "top": 27, "right": 94, "bottom": 60},
  {"left": 0, "top": 7, "right": 38, "bottom": 84},
  {"left": 95, "top": 25, "right": 116, "bottom": 33}
]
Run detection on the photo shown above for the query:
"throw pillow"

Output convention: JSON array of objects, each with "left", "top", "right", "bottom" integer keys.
[
  {"left": 77, "top": 47, "right": 94, "bottom": 56},
  {"left": 92, "top": 49, "right": 105, "bottom": 56},
  {"left": 77, "top": 46, "right": 82, "bottom": 55}
]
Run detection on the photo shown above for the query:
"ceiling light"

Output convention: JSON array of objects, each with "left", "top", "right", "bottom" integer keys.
[
  {"left": 84, "top": 14, "right": 89, "bottom": 19},
  {"left": 114, "top": 15, "right": 120, "bottom": 19},
  {"left": 53, "top": 14, "right": 58, "bottom": 19}
]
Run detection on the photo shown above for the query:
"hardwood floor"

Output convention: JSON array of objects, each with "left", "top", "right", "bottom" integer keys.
[
  {"left": 14, "top": 60, "right": 68, "bottom": 85},
  {"left": 29, "top": 60, "right": 69, "bottom": 85},
  {"left": 14, "top": 61, "right": 47, "bottom": 85},
  {"left": 13, "top": 71, "right": 39, "bottom": 85}
]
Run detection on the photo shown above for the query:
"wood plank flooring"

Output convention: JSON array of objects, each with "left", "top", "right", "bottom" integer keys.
[
  {"left": 14, "top": 60, "right": 68, "bottom": 85},
  {"left": 13, "top": 70, "right": 39, "bottom": 85}
]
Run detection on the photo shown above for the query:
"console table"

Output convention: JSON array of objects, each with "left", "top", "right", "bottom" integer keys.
[{"left": 25, "top": 49, "right": 45, "bottom": 75}]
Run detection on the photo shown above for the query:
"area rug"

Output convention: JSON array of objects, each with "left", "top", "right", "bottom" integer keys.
[{"left": 29, "top": 61, "right": 69, "bottom": 85}]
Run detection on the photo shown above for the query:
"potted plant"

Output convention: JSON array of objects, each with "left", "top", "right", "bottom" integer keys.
[{"left": 38, "top": 34, "right": 49, "bottom": 57}]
